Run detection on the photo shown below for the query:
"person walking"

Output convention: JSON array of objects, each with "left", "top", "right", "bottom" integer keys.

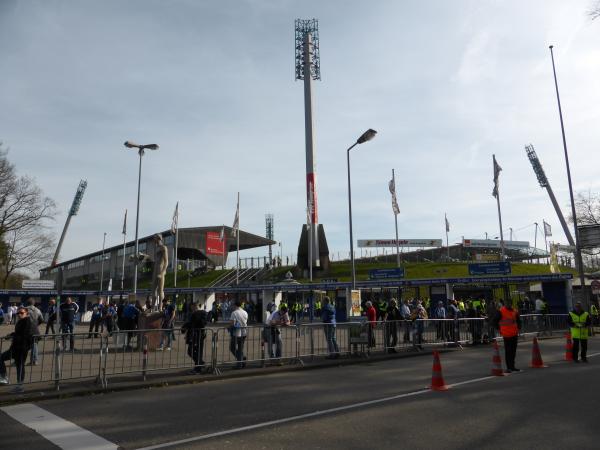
[
  {"left": 383, "top": 299, "right": 401, "bottom": 353},
  {"left": 60, "top": 297, "right": 79, "bottom": 351},
  {"left": 87, "top": 298, "right": 104, "bottom": 338},
  {"left": 400, "top": 299, "right": 412, "bottom": 343},
  {"left": 24, "top": 299, "right": 43, "bottom": 365},
  {"left": 267, "top": 304, "right": 290, "bottom": 362},
  {"left": 365, "top": 301, "right": 377, "bottom": 348},
  {"left": 5, "top": 304, "right": 13, "bottom": 326},
  {"left": 45, "top": 299, "right": 57, "bottom": 335},
  {"left": 229, "top": 299, "right": 248, "bottom": 369},
  {"left": 568, "top": 301, "right": 591, "bottom": 363},
  {"left": 181, "top": 303, "right": 208, "bottom": 374},
  {"left": 158, "top": 298, "right": 176, "bottom": 351},
  {"left": 494, "top": 301, "right": 522, "bottom": 373},
  {"left": 321, "top": 296, "right": 339, "bottom": 358},
  {"left": 0, "top": 306, "right": 35, "bottom": 393},
  {"left": 433, "top": 301, "right": 448, "bottom": 342}
]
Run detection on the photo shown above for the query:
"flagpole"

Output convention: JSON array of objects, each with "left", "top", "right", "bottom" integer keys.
[
  {"left": 121, "top": 209, "right": 127, "bottom": 291},
  {"left": 533, "top": 222, "right": 539, "bottom": 262},
  {"left": 445, "top": 213, "right": 449, "bottom": 259},
  {"left": 496, "top": 191, "right": 505, "bottom": 259},
  {"left": 236, "top": 192, "right": 240, "bottom": 285},
  {"left": 543, "top": 220, "right": 549, "bottom": 265},
  {"left": 174, "top": 204, "right": 179, "bottom": 288}
]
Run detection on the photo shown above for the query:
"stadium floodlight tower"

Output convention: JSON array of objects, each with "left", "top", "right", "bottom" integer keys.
[
  {"left": 51, "top": 180, "right": 88, "bottom": 267},
  {"left": 525, "top": 144, "right": 575, "bottom": 246},
  {"left": 295, "top": 18, "right": 330, "bottom": 274},
  {"left": 266, "top": 214, "right": 274, "bottom": 263}
]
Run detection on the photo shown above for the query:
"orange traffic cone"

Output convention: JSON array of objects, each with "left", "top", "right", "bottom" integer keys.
[
  {"left": 565, "top": 333, "right": 574, "bottom": 361},
  {"left": 430, "top": 350, "right": 449, "bottom": 391},
  {"left": 530, "top": 337, "right": 548, "bottom": 368},
  {"left": 491, "top": 339, "right": 506, "bottom": 376}
]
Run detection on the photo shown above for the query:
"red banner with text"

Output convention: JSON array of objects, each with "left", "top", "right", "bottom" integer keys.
[{"left": 206, "top": 231, "right": 225, "bottom": 255}]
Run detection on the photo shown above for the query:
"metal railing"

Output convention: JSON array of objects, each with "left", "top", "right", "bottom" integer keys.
[{"left": 0, "top": 314, "right": 575, "bottom": 392}]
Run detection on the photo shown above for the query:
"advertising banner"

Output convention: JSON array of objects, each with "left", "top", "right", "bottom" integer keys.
[
  {"left": 369, "top": 268, "right": 405, "bottom": 280},
  {"left": 463, "top": 239, "right": 529, "bottom": 249},
  {"left": 358, "top": 239, "right": 442, "bottom": 248},
  {"left": 206, "top": 231, "right": 225, "bottom": 255},
  {"left": 468, "top": 262, "right": 512, "bottom": 275}
]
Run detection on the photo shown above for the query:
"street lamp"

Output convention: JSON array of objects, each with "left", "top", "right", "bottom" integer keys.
[
  {"left": 124, "top": 140, "right": 159, "bottom": 294},
  {"left": 347, "top": 129, "right": 377, "bottom": 289}
]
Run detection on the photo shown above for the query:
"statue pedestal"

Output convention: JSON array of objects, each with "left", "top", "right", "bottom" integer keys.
[{"left": 139, "top": 312, "right": 164, "bottom": 350}]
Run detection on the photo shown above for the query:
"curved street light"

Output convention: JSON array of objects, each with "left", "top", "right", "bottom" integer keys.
[
  {"left": 347, "top": 129, "right": 377, "bottom": 290},
  {"left": 124, "top": 140, "right": 159, "bottom": 294}
]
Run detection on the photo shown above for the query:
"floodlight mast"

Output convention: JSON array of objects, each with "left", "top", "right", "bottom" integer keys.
[
  {"left": 525, "top": 144, "right": 575, "bottom": 246},
  {"left": 295, "top": 18, "right": 322, "bottom": 272},
  {"left": 51, "top": 180, "right": 88, "bottom": 267}
]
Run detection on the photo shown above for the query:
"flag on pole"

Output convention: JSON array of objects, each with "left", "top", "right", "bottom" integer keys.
[
  {"left": 219, "top": 225, "right": 225, "bottom": 242},
  {"left": 388, "top": 177, "right": 400, "bottom": 215},
  {"left": 307, "top": 187, "right": 314, "bottom": 226},
  {"left": 445, "top": 214, "right": 450, "bottom": 233},
  {"left": 171, "top": 202, "right": 179, "bottom": 234},
  {"left": 122, "top": 209, "right": 127, "bottom": 235},
  {"left": 543, "top": 221, "right": 552, "bottom": 237},
  {"left": 492, "top": 155, "right": 502, "bottom": 198},
  {"left": 231, "top": 195, "right": 240, "bottom": 237}
]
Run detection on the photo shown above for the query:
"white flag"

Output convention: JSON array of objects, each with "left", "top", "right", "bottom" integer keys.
[
  {"left": 122, "top": 209, "right": 127, "bottom": 235},
  {"left": 543, "top": 221, "right": 552, "bottom": 237},
  {"left": 492, "top": 155, "right": 502, "bottom": 198},
  {"left": 219, "top": 225, "right": 225, "bottom": 242},
  {"left": 307, "top": 190, "right": 314, "bottom": 226},
  {"left": 388, "top": 178, "right": 400, "bottom": 215},
  {"left": 445, "top": 214, "right": 450, "bottom": 233},
  {"left": 171, "top": 202, "right": 179, "bottom": 234},
  {"left": 231, "top": 194, "right": 240, "bottom": 237}
]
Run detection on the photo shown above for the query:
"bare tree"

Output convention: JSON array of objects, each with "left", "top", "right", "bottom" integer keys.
[
  {"left": 1, "top": 227, "right": 54, "bottom": 287},
  {"left": 573, "top": 191, "right": 600, "bottom": 225},
  {"left": 590, "top": 0, "right": 600, "bottom": 20},
  {"left": 0, "top": 145, "right": 57, "bottom": 286}
]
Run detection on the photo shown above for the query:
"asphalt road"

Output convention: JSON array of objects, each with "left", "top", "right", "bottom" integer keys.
[{"left": 1, "top": 337, "right": 598, "bottom": 450}]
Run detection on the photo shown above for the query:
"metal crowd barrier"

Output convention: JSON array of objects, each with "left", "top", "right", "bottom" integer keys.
[{"left": 0, "top": 314, "right": 574, "bottom": 392}]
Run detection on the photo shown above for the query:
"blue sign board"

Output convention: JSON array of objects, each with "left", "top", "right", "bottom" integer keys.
[
  {"left": 369, "top": 268, "right": 405, "bottom": 280},
  {"left": 468, "top": 262, "right": 511, "bottom": 275}
]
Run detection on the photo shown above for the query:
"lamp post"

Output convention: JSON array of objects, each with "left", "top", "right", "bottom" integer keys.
[
  {"left": 347, "top": 129, "right": 377, "bottom": 290},
  {"left": 124, "top": 140, "right": 159, "bottom": 294},
  {"left": 99, "top": 232, "right": 107, "bottom": 291}
]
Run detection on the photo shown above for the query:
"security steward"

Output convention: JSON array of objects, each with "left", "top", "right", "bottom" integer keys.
[
  {"left": 494, "top": 301, "right": 522, "bottom": 373},
  {"left": 568, "top": 301, "right": 591, "bottom": 363}
]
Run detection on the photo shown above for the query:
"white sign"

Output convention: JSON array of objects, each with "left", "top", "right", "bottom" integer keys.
[
  {"left": 462, "top": 239, "right": 529, "bottom": 249},
  {"left": 22, "top": 279, "right": 55, "bottom": 289},
  {"left": 358, "top": 239, "right": 443, "bottom": 248}
]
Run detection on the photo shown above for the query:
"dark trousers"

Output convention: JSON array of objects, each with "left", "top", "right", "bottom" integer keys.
[
  {"left": 230, "top": 336, "right": 246, "bottom": 366},
  {"left": 88, "top": 318, "right": 100, "bottom": 337},
  {"left": 45, "top": 320, "right": 56, "bottom": 335},
  {"left": 368, "top": 325, "right": 376, "bottom": 348},
  {"left": 572, "top": 338, "right": 588, "bottom": 361},
  {"left": 385, "top": 323, "right": 398, "bottom": 349},
  {"left": 61, "top": 322, "right": 75, "bottom": 350},
  {"left": 0, "top": 349, "right": 28, "bottom": 383},
  {"left": 504, "top": 335, "right": 519, "bottom": 370},
  {"left": 187, "top": 338, "right": 206, "bottom": 369}
]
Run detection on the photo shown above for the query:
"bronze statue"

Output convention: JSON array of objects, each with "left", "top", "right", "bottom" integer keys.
[{"left": 151, "top": 234, "right": 168, "bottom": 309}]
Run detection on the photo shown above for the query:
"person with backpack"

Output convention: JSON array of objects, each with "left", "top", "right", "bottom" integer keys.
[
  {"left": 181, "top": 303, "right": 208, "bottom": 374},
  {"left": 25, "top": 299, "right": 43, "bottom": 365},
  {"left": 0, "top": 306, "right": 36, "bottom": 393}
]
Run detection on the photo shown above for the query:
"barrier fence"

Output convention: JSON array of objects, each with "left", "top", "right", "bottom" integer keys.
[{"left": 0, "top": 314, "right": 576, "bottom": 391}]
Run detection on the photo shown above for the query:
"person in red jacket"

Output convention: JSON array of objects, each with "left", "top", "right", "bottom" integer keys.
[{"left": 365, "top": 301, "right": 377, "bottom": 348}]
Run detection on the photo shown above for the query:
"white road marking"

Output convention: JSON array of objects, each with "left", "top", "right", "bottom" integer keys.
[
  {"left": 1, "top": 403, "right": 118, "bottom": 450},
  {"left": 135, "top": 375, "right": 498, "bottom": 450}
]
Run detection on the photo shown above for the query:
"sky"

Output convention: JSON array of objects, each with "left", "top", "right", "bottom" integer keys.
[{"left": 1, "top": 0, "right": 600, "bottom": 271}]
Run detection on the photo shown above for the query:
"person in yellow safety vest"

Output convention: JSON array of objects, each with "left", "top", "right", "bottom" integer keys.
[
  {"left": 458, "top": 300, "right": 466, "bottom": 313},
  {"left": 314, "top": 299, "right": 322, "bottom": 316},
  {"left": 377, "top": 299, "right": 388, "bottom": 321},
  {"left": 568, "top": 301, "right": 591, "bottom": 363},
  {"left": 472, "top": 298, "right": 482, "bottom": 311},
  {"left": 590, "top": 303, "right": 599, "bottom": 328}
]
